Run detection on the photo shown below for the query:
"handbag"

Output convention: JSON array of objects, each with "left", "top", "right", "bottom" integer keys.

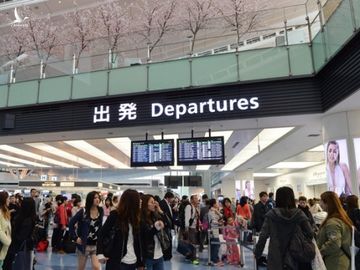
[
  {"left": 156, "top": 228, "right": 170, "bottom": 252},
  {"left": 62, "top": 231, "right": 76, "bottom": 254},
  {"left": 311, "top": 238, "right": 326, "bottom": 270},
  {"left": 12, "top": 241, "right": 34, "bottom": 270}
]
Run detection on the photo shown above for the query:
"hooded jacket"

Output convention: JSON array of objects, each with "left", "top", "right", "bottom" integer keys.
[{"left": 254, "top": 208, "right": 313, "bottom": 270}]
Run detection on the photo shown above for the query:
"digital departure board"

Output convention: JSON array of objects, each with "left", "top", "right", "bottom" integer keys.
[
  {"left": 164, "top": 176, "right": 182, "bottom": 188},
  {"left": 131, "top": 139, "right": 174, "bottom": 167},
  {"left": 184, "top": 176, "right": 202, "bottom": 186},
  {"left": 177, "top": 137, "right": 225, "bottom": 165}
]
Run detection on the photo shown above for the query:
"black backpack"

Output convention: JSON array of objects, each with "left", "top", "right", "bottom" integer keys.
[{"left": 284, "top": 224, "right": 315, "bottom": 268}]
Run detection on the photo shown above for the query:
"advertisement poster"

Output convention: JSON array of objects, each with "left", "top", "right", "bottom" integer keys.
[
  {"left": 324, "top": 139, "right": 351, "bottom": 196},
  {"left": 235, "top": 180, "right": 242, "bottom": 200},
  {"left": 242, "top": 180, "right": 255, "bottom": 200},
  {"left": 354, "top": 138, "right": 360, "bottom": 188}
]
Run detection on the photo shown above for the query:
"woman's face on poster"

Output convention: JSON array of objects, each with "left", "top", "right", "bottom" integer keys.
[{"left": 327, "top": 143, "right": 339, "bottom": 164}]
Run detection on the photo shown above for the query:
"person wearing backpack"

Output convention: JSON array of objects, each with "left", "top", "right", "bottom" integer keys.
[
  {"left": 317, "top": 191, "right": 352, "bottom": 270},
  {"left": 254, "top": 186, "right": 314, "bottom": 270},
  {"left": 68, "top": 191, "right": 103, "bottom": 270}
]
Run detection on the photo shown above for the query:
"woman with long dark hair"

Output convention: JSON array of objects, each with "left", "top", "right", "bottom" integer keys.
[
  {"left": 140, "top": 194, "right": 170, "bottom": 270},
  {"left": 0, "top": 192, "right": 11, "bottom": 269},
  {"left": 69, "top": 191, "right": 103, "bottom": 270},
  {"left": 97, "top": 189, "right": 144, "bottom": 270},
  {"left": 254, "top": 187, "right": 313, "bottom": 270},
  {"left": 3, "top": 197, "right": 36, "bottom": 270},
  {"left": 318, "top": 191, "right": 352, "bottom": 270}
]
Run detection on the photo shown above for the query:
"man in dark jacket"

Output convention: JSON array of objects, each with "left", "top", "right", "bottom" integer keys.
[
  {"left": 252, "top": 192, "right": 269, "bottom": 232},
  {"left": 298, "top": 196, "right": 316, "bottom": 229},
  {"left": 159, "top": 191, "right": 175, "bottom": 260}
]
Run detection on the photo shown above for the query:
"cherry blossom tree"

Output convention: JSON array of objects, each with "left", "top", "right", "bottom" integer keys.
[
  {"left": 0, "top": 13, "right": 29, "bottom": 82},
  {"left": 64, "top": 8, "right": 96, "bottom": 73},
  {"left": 94, "top": 1, "right": 132, "bottom": 67},
  {"left": 19, "top": 8, "right": 62, "bottom": 78},
  {"left": 178, "top": 0, "right": 219, "bottom": 55},
  {"left": 133, "top": 0, "right": 177, "bottom": 61},
  {"left": 218, "top": 0, "right": 260, "bottom": 49}
]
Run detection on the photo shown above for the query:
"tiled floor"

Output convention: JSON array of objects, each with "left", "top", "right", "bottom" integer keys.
[{"left": 35, "top": 245, "right": 259, "bottom": 270}]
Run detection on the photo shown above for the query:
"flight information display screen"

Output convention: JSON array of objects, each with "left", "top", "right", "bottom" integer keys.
[
  {"left": 177, "top": 137, "right": 225, "bottom": 165},
  {"left": 131, "top": 139, "right": 174, "bottom": 167}
]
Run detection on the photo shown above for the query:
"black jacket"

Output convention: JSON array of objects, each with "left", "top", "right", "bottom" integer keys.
[
  {"left": 97, "top": 211, "right": 143, "bottom": 269},
  {"left": 140, "top": 213, "right": 169, "bottom": 260},
  {"left": 254, "top": 208, "right": 313, "bottom": 270},
  {"left": 252, "top": 202, "right": 270, "bottom": 232}
]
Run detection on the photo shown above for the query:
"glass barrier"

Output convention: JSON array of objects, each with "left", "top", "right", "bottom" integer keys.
[
  {"left": 39, "top": 77, "right": 72, "bottom": 103},
  {"left": 323, "top": 0, "right": 354, "bottom": 58},
  {"left": 109, "top": 65, "right": 147, "bottom": 95},
  {"left": 7, "top": 80, "right": 38, "bottom": 107},
  {"left": 0, "top": 0, "right": 358, "bottom": 108},
  {"left": 0, "top": 84, "right": 7, "bottom": 108}
]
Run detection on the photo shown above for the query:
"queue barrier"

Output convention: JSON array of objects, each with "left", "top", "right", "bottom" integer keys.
[{"left": 206, "top": 225, "right": 255, "bottom": 267}]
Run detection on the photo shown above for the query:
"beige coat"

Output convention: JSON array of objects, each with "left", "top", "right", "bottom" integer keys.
[
  {"left": 317, "top": 217, "right": 351, "bottom": 270},
  {"left": 0, "top": 212, "right": 12, "bottom": 260}
]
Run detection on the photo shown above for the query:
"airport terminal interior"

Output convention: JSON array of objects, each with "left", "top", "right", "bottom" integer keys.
[{"left": 1, "top": 0, "right": 360, "bottom": 269}]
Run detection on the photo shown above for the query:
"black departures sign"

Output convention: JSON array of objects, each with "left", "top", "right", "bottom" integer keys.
[{"left": 0, "top": 77, "right": 321, "bottom": 135}]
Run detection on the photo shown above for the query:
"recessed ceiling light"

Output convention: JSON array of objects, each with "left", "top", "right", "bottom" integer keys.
[
  {"left": 0, "top": 145, "right": 78, "bottom": 168},
  {"left": 106, "top": 137, "right": 131, "bottom": 157},
  {"left": 268, "top": 161, "right": 322, "bottom": 169},
  {"left": 0, "top": 153, "right": 50, "bottom": 168},
  {"left": 64, "top": 140, "right": 128, "bottom": 169},
  {"left": 222, "top": 127, "right": 294, "bottom": 171},
  {"left": 253, "top": 173, "right": 282, "bottom": 177},
  {"left": 0, "top": 160, "right": 24, "bottom": 167},
  {"left": 308, "top": 145, "right": 324, "bottom": 152},
  {"left": 26, "top": 143, "right": 104, "bottom": 168}
]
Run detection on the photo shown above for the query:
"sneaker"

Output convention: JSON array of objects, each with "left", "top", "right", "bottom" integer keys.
[
  {"left": 214, "top": 261, "right": 224, "bottom": 267},
  {"left": 191, "top": 259, "right": 200, "bottom": 265}
]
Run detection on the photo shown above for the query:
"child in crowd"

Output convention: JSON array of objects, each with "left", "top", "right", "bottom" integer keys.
[{"left": 223, "top": 216, "right": 241, "bottom": 265}]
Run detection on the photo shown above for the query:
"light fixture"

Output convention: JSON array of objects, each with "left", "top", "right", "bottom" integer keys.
[
  {"left": 26, "top": 143, "right": 104, "bottom": 168},
  {"left": 64, "top": 140, "right": 129, "bottom": 169},
  {"left": 106, "top": 137, "right": 131, "bottom": 157},
  {"left": 308, "top": 145, "right": 324, "bottom": 152},
  {"left": 253, "top": 172, "right": 282, "bottom": 177},
  {"left": 0, "top": 145, "right": 78, "bottom": 168},
  {"left": 196, "top": 130, "right": 233, "bottom": 171},
  {"left": 268, "top": 161, "right": 322, "bottom": 169},
  {"left": 0, "top": 160, "right": 24, "bottom": 167},
  {"left": 154, "top": 134, "right": 183, "bottom": 170},
  {"left": 221, "top": 127, "right": 294, "bottom": 171},
  {"left": 0, "top": 153, "right": 50, "bottom": 168}
]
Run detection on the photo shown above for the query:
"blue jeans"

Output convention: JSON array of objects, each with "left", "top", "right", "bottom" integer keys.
[
  {"left": 210, "top": 237, "right": 220, "bottom": 263},
  {"left": 0, "top": 260, "right": 3, "bottom": 269},
  {"left": 145, "top": 257, "right": 164, "bottom": 270}
]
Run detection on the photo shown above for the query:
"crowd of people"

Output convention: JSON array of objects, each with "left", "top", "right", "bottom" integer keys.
[
  {"left": 0, "top": 187, "right": 359, "bottom": 270},
  {"left": 254, "top": 189, "right": 360, "bottom": 270}
]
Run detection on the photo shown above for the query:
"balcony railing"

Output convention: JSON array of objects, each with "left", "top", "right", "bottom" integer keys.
[{"left": 0, "top": 0, "right": 358, "bottom": 109}]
